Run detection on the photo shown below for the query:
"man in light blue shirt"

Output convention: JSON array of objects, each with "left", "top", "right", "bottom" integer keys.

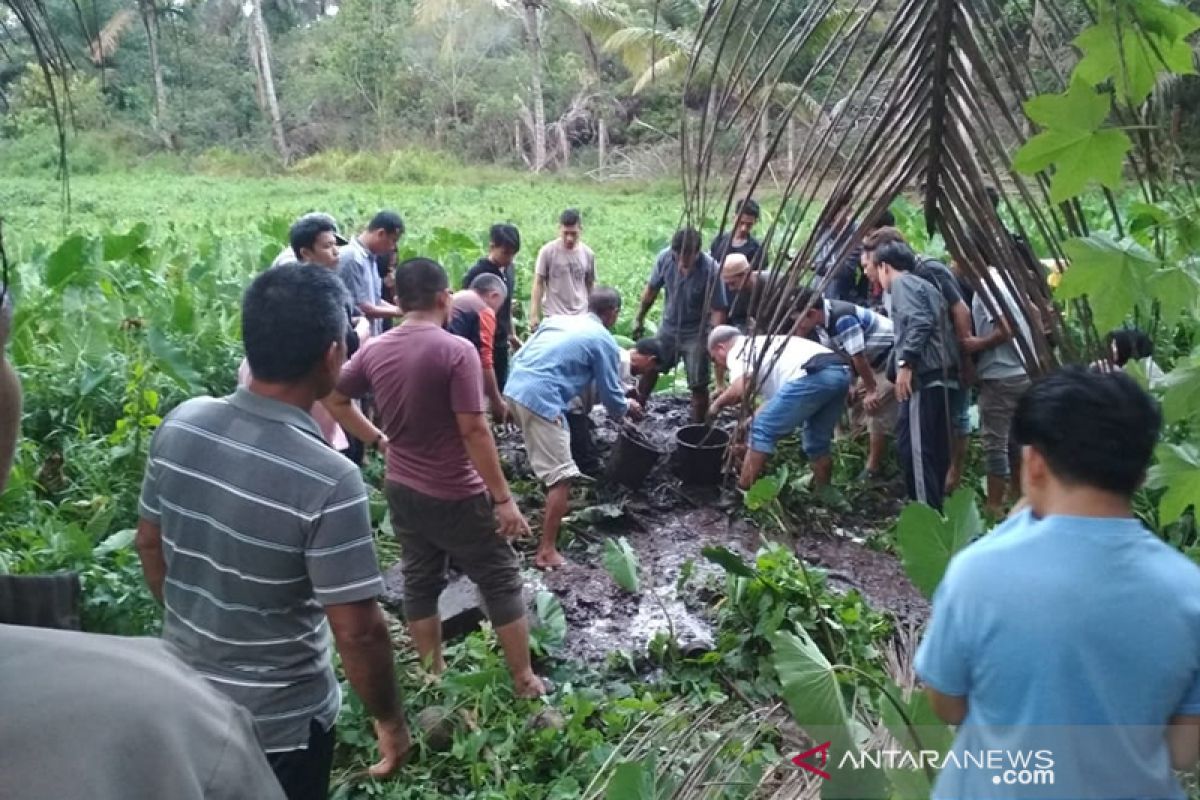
[
  {"left": 506, "top": 288, "right": 645, "bottom": 569},
  {"left": 337, "top": 211, "right": 405, "bottom": 338},
  {"left": 915, "top": 367, "right": 1200, "bottom": 799}
]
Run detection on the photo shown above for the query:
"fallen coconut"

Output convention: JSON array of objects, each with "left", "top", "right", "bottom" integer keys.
[
  {"left": 526, "top": 707, "right": 566, "bottom": 732},
  {"left": 416, "top": 706, "right": 457, "bottom": 752}
]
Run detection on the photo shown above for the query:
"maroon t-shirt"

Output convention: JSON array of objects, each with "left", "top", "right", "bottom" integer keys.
[{"left": 336, "top": 322, "right": 486, "bottom": 500}]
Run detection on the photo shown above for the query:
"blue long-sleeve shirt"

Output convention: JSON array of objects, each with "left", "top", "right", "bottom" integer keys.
[{"left": 504, "top": 314, "right": 629, "bottom": 423}]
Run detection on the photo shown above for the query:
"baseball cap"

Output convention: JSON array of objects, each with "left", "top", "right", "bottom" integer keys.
[{"left": 298, "top": 212, "right": 349, "bottom": 246}]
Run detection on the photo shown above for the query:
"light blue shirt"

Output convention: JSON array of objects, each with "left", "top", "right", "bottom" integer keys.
[
  {"left": 338, "top": 237, "right": 383, "bottom": 337},
  {"left": 504, "top": 314, "right": 629, "bottom": 423},
  {"left": 915, "top": 508, "right": 1200, "bottom": 799}
]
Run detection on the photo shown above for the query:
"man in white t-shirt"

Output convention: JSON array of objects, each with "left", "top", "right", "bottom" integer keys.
[
  {"left": 530, "top": 208, "right": 596, "bottom": 328},
  {"left": 708, "top": 326, "right": 851, "bottom": 490}
]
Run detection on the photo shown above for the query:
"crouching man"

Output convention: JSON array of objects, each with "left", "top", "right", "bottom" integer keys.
[{"left": 707, "top": 325, "right": 851, "bottom": 491}]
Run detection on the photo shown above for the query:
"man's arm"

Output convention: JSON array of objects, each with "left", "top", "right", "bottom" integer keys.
[
  {"left": 711, "top": 374, "right": 750, "bottom": 415},
  {"left": 323, "top": 390, "right": 384, "bottom": 449},
  {"left": 530, "top": 273, "right": 545, "bottom": 328},
  {"left": 850, "top": 353, "right": 876, "bottom": 390},
  {"left": 456, "top": 412, "right": 529, "bottom": 538},
  {"left": 357, "top": 300, "right": 403, "bottom": 320},
  {"left": 925, "top": 688, "right": 968, "bottom": 725},
  {"left": 135, "top": 518, "right": 166, "bottom": 604},
  {"left": 593, "top": 338, "right": 631, "bottom": 419},
  {"left": 1169, "top": 715, "right": 1200, "bottom": 770},
  {"left": 633, "top": 285, "right": 659, "bottom": 336},
  {"left": 895, "top": 280, "right": 934, "bottom": 362}
]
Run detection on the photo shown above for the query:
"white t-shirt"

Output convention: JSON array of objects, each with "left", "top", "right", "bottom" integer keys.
[{"left": 727, "top": 335, "right": 831, "bottom": 401}]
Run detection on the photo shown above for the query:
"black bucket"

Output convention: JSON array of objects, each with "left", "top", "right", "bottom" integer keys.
[
  {"left": 607, "top": 427, "right": 664, "bottom": 489},
  {"left": 674, "top": 425, "right": 731, "bottom": 486}
]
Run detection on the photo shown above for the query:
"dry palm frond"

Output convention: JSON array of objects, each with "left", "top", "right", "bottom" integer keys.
[
  {"left": 87, "top": 7, "right": 137, "bottom": 65},
  {"left": 679, "top": 0, "right": 1155, "bottom": 391}
]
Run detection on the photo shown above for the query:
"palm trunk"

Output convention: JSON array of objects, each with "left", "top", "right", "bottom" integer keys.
[
  {"left": 249, "top": 0, "right": 288, "bottom": 164},
  {"left": 757, "top": 108, "right": 769, "bottom": 167},
  {"left": 137, "top": 0, "right": 171, "bottom": 148},
  {"left": 786, "top": 114, "right": 796, "bottom": 174},
  {"left": 522, "top": 1, "right": 546, "bottom": 172},
  {"left": 598, "top": 116, "right": 608, "bottom": 169}
]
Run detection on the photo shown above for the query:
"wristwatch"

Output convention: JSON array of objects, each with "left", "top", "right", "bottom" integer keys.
[{"left": 897, "top": 359, "right": 910, "bottom": 369}]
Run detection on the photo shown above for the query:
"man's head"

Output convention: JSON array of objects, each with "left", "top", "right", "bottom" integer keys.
[
  {"left": 671, "top": 227, "right": 703, "bottom": 271},
  {"left": 789, "top": 287, "right": 825, "bottom": 337},
  {"left": 588, "top": 286, "right": 622, "bottom": 329},
  {"left": 871, "top": 241, "right": 917, "bottom": 291},
  {"left": 861, "top": 226, "right": 910, "bottom": 285},
  {"left": 734, "top": 198, "right": 760, "bottom": 240},
  {"left": 559, "top": 209, "right": 582, "bottom": 250},
  {"left": 1107, "top": 328, "right": 1154, "bottom": 367},
  {"left": 629, "top": 337, "right": 664, "bottom": 377},
  {"left": 394, "top": 258, "right": 452, "bottom": 324},
  {"left": 242, "top": 263, "right": 349, "bottom": 400},
  {"left": 469, "top": 272, "right": 508, "bottom": 313},
  {"left": 706, "top": 324, "right": 742, "bottom": 368},
  {"left": 868, "top": 208, "right": 896, "bottom": 232},
  {"left": 361, "top": 210, "right": 405, "bottom": 257},
  {"left": 488, "top": 223, "right": 521, "bottom": 267},
  {"left": 1013, "top": 366, "right": 1161, "bottom": 510},
  {"left": 289, "top": 214, "right": 342, "bottom": 269},
  {"left": 721, "top": 253, "right": 753, "bottom": 293}
]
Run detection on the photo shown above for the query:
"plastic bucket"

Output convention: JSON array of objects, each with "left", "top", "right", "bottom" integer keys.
[
  {"left": 607, "top": 427, "right": 664, "bottom": 489},
  {"left": 674, "top": 425, "right": 731, "bottom": 486}
]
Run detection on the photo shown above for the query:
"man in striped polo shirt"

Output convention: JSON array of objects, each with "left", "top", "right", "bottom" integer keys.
[{"left": 136, "top": 264, "right": 409, "bottom": 800}]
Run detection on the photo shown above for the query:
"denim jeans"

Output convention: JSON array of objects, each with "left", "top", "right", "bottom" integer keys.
[{"left": 750, "top": 365, "right": 852, "bottom": 457}]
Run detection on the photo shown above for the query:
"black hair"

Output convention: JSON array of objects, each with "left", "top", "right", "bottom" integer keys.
[
  {"left": 792, "top": 286, "right": 820, "bottom": 315},
  {"left": 874, "top": 209, "right": 896, "bottom": 228},
  {"left": 1012, "top": 366, "right": 1161, "bottom": 497},
  {"left": 874, "top": 241, "right": 917, "bottom": 272},
  {"left": 394, "top": 257, "right": 449, "bottom": 312},
  {"left": 242, "top": 263, "right": 348, "bottom": 383},
  {"left": 736, "top": 198, "right": 760, "bottom": 219},
  {"left": 862, "top": 226, "right": 907, "bottom": 253},
  {"left": 634, "top": 337, "right": 664, "bottom": 364},
  {"left": 489, "top": 223, "right": 521, "bottom": 253},
  {"left": 1107, "top": 328, "right": 1155, "bottom": 367},
  {"left": 289, "top": 216, "right": 336, "bottom": 256},
  {"left": 367, "top": 210, "right": 405, "bottom": 236},
  {"left": 671, "top": 227, "right": 703, "bottom": 255},
  {"left": 588, "top": 286, "right": 622, "bottom": 316},
  {"left": 560, "top": 209, "right": 581, "bottom": 227}
]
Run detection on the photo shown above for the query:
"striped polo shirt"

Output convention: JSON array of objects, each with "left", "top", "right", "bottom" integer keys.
[{"left": 138, "top": 387, "right": 384, "bottom": 752}]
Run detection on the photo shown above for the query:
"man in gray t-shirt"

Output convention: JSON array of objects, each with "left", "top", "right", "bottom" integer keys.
[
  {"left": 137, "top": 264, "right": 411, "bottom": 800},
  {"left": 337, "top": 210, "right": 406, "bottom": 338},
  {"left": 632, "top": 227, "right": 729, "bottom": 422}
]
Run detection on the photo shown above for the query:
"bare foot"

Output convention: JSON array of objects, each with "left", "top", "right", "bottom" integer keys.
[
  {"left": 514, "top": 674, "right": 548, "bottom": 698},
  {"left": 535, "top": 549, "right": 565, "bottom": 570}
]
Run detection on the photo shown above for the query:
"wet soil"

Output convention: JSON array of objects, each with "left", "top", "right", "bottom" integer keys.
[{"left": 494, "top": 395, "right": 929, "bottom": 666}]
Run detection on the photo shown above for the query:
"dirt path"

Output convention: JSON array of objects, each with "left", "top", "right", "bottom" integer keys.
[{"left": 490, "top": 395, "right": 929, "bottom": 666}]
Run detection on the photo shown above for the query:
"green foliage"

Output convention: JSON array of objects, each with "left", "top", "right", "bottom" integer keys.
[
  {"left": 602, "top": 536, "right": 641, "bottom": 593},
  {"left": 531, "top": 590, "right": 568, "bottom": 656},
  {"left": 895, "top": 488, "right": 983, "bottom": 599},
  {"left": 1147, "top": 443, "right": 1200, "bottom": 525}
]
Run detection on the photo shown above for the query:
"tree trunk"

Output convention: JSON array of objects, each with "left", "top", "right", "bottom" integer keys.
[
  {"left": 137, "top": 0, "right": 171, "bottom": 149},
  {"left": 757, "top": 107, "right": 768, "bottom": 168},
  {"left": 598, "top": 116, "right": 607, "bottom": 170},
  {"left": 522, "top": 1, "right": 546, "bottom": 173},
  {"left": 249, "top": 0, "right": 288, "bottom": 164},
  {"left": 786, "top": 114, "right": 796, "bottom": 174}
]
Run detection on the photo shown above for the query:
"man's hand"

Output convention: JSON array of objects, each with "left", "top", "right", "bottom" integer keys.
[
  {"left": 490, "top": 400, "right": 510, "bottom": 426},
  {"left": 626, "top": 398, "right": 645, "bottom": 421},
  {"left": 631, "top": 321, "right": 645, "bottom": 340},
  {"left": 374, "top": 433, "right": 389, "bottom": 455},
  {"left": 865, "top": 389, "right": 885, "bottom": 414},
  {"left": 369, "top": 717, "right": 412, "bottom": 778},
  {"left": 494, "top": 498, "right": 531, "bottom": 539},
  {"left": 895, "top": 366, "right": 914, "bottom": 402},
  {"left": 508, "top": 333, "right": 522, "bottom": 351}
]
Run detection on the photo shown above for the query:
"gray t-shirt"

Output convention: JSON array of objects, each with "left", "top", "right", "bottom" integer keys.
[
  {"left": 139, "top": 387, "right": 384, "bottom": 752},
  {"left": 649, "top": 249, "right": 729, "bottom": 337},
  {"left": 338, "top": 237, "right": 384, "bottom": 336},
  {"left": 0, "top": 624, "right": 285, "bottom": 800},
  {"left": 535, "top": 239, "right": 595, "bottom": 317},
  {"left": 972, "top": 267, "right": 1032, "bottom": 380}
]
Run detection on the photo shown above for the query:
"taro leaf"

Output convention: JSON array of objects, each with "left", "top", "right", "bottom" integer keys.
[
  {"left": 605, "top": 756, "right": 656, "bottom": 800},
  {"left": 146, "top": 327, "right": 204, "bottom": 393},
  {"left": 1147, "top": 443, "right": 1200, "bottom": 525},
  {"left": 879, "top": 680, "right": 954, "bottom": 757},
  {"left": 701, "top": 545, "right": 758, "bottom": 579},
  {"left": 1056, "top": 235, "right": 1159, "bottom": 333},
  {"left": 895, "top": 488, "right": 982, "bottom": 599},
  {"left": 603, "top": 537, "right": 640, "bottom": 593},
  {"left": 744, "top": 475, "right": 782, "bottom": 511},
  {"left": 534, "top": 590, "right": 567, "bottom": 651},
  {"left": 1147, "top": 267, "right": 1200, "bottom": 325},
  {"left": 102, "top": 223, "right": 152, "bottom": 265},
  {"left": 93, "top": 527, "right": 135, "bottom": 557},
  {"left": 568, "top": 503, "right": 626, "bottom": 526},
  {"left": 45, "top": 234, "right": 92, "bottom": 289},
  {"left": 1160, "top": 355, "right": 1200, "bottom": 424}
]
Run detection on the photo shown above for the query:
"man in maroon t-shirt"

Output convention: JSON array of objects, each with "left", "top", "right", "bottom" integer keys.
[{"left": 324, "top": 258, "right": 546, "bottom": 698}]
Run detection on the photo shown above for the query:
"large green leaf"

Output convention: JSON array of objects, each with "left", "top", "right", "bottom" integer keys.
[
  {"left": 45, "top": 235, "right": 92, "bottom": 290},
  {"left": 1147, "top": 267, "right": 1200, "bottom": 325},
  {"left": 533, "top": 590, "right": 567, "bottom": 651},
  {"left": 1147, "top": 443, "right": 1200, "bottom": 525},
  {"left": 1074, "top": 10, "right": 1200, "bottom": 106},
  {"left": 1160, "top": 355, "right": 1200, "bottom": 424},
  {"left": 1056, "top": 235, "right": 1160, "bottom": 333},
  {"left": 605, "top": 756, "right": 656, "bottom": 800},
  {"left": 895, "top": 488, "right": 982, "bottom": 599},
  {"left": 146, "top": 327, "right": 204, "bottom": 393},
  {"left": 701, "top": 545, "right": 758, "bottom": 579},
  {"left": 602, "top": 537, "right": 640, "bottom": 593}
]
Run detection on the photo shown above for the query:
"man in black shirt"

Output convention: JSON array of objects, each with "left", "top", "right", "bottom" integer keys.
[
  {"left": 719, "top": 253, "right": 788, "bottom": 334},
  {"left": 710, "top": 198, "right": 763, "bottom": 269},
  {"left": 462, "top": 224, "right": 521, "bottom": 389}
]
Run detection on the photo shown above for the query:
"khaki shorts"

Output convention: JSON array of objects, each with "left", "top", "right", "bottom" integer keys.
[
  {"left": 509, "top": 400, "right": 582, "bottom": 486},
  {"left": 849, "top": 366, "right": 899, "bottom": 436}
]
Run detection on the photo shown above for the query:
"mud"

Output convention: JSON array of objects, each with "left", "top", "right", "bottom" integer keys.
[{"left": 493, "top": 395, "right": 928, "bottom": 666}]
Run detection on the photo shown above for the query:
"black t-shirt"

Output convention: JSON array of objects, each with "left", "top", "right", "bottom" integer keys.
[
  {"left": 727, "top": 271, "right": 787, "bottom": 331},
  {"left": 462, "top": 257, "right": 515, "bottom": 342},
  {"left": 710, "top": 233, "right": 764, "bottom": 269},
  {"left": 914, "top": 257, "right": 965, "bottom": 310}
]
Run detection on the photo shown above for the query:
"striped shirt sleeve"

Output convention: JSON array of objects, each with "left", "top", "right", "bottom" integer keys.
[{"left": 305, "top": 471, "right": 383, "bottom": 606}]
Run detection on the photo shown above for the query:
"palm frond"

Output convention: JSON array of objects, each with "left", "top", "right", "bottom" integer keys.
[{"left": 87, "top": 8, "right": 137, "bottom": 65}]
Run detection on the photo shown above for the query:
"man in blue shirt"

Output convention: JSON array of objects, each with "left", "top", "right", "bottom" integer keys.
[
  {"left": 631, "top": 227, "right": 729, "bottom": 423},
  {"left": 506, "top": 288, "right": 645, "bottom": 569},
  {"left": 337, "top": 211, "right": 405, "bottom": 339},
  {"left": 916, "top": 367, "right": 1200, "bottom": 799}
]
